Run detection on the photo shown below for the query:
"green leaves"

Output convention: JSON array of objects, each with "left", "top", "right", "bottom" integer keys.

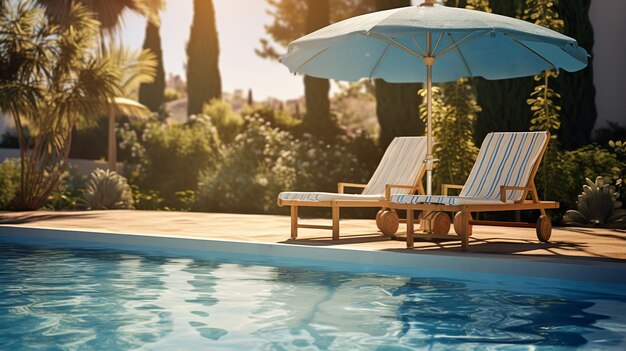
[
  {"left": 523, "top": 0, "right": 564, "bottom": 33},
  {"left": 563, "top": 176, "right": 626, "bottom": 228},
  {"left": 419, "top": 78, "right": 480, "bottom": 189}
]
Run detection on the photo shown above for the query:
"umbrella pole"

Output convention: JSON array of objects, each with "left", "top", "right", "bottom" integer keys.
[
  {"left": 426, "top": 62, "right": 433, "bottom": 195},
  {"left": 425, "top": 32, "right": 434, "bottom": 196},
  {"left": 108, "top": 105, "right": 116, "bottom": 172}
]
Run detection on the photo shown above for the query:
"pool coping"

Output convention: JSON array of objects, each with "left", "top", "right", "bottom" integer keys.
[{"left": 2, "top": 225, "right": 626, "bottom": 287}]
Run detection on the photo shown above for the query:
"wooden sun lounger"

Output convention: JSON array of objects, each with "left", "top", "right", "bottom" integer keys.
[
  {"left": 277, "top": 137, "right": 428, "bottom": 240},
  {"left": 385, "top": 131, "right": 559, "bottom": 252}
]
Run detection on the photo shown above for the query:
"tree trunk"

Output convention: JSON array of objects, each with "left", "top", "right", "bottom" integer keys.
[
  {"left": 187, "top": 0, "right": 222, "bottom": 116},
  {"left": 374, "top": 0, "right": 424, "bottom": 149},
  {"left": 302, "top": 0, "right": 333, "bottom": 141},
  {"left": 139, "top": 21, "right": 166, "bottom": 112}
]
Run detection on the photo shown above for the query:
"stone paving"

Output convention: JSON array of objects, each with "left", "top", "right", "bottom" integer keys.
[{"left": 1, "top": 210, "right": 625, "bottom": 264}]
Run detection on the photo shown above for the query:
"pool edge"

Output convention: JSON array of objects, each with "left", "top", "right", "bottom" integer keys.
[{"left": 1, "top": 225, "right": 626, "bottom": 286}]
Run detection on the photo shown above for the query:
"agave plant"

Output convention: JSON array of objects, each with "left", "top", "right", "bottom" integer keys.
[
  {"left": 78, "top": 169, "right": 133, "bottom": 210},
  {"left": 564, "top": 176, "right": 626, "bottom": 228}
]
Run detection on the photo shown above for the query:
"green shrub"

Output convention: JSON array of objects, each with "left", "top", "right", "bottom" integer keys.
[
  {"left": 44, "top": 166, "right": 86, "bottom": 210},
  {"left": 197, "top": 116, "right": 295, "bottom": 214},
  {"left": 555, "top": 145, "right": 623, "bottom": 213},
  {"left": 202, "top": 99, "right": 244, "bottom": 143},
  {"left": 164, "top": 88, "right": 181, "bottom": 102},
  {"left": 137, "top": 119, "right": 220, "bottom": 204},
  {"left": 243, "top": 104, "right": 301, "bottom": 132},
  {"left": 0, "top": 159, "right": 20, "bottom": 210},
  {"left": 609, "top": 140, "right": 626, "bottom": 204},
  {"left": 196, "top": 116, "right": 378, "bottom": 215},
  {"left": 131, "top": 185, "right": 166, "bottom": 210},
  {"left": 78, "top": 169, "right": 134, "bottom": 210},
  {"left": 563, "top": 176, "right": 626, "bottom": 228}
]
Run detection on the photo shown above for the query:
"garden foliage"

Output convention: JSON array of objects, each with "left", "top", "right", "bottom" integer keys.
[
  {"left": 0, "top": 159, "right": 20, "bottom": 210},
  {"left": 132, "top": 116, "right": 221, "bottom": 204},
  {"left": 79, "top": 169, "right": 133, "bottom": 210},
  {"left": 196, "top": 115, "right": 379, "bottom": 214}
]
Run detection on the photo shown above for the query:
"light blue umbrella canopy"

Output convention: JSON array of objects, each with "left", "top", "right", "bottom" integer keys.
[
  {"left": 281, "top": 3, "right": 588, "bottom": 82},
  {"left": 280, "top": 1, "right": 588, "bottom": 194}
]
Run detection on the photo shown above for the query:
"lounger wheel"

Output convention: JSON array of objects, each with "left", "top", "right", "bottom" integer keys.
[
  {"left": 536, "top": 215, "right": 552, "bottom": 242},
  {"left": 377, "top": 209, "right": 399, "bottom": 236},
  {"left": 453, "top": 212, "right": 473, "bottom": 237},
  {"left": 422, "top": 212, "right": 451, "bottom": 236}
]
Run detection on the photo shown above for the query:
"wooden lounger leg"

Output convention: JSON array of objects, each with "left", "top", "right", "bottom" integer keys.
[
  {"left": 406, "top": 209, "right": 414, "bottom": 248},
  {"left": 290, "top": 206, "right": 298, "bottom": 239},
  {"left": 332, "top": 206, "right": 340, "bottom": 240},
  {"left": 458, "top": 211, "right": 471, "bottom": 252}
]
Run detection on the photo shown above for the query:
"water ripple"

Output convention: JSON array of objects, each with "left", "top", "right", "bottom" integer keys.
[{"left": 0, "top": 240, "right": 625, "bottom": 350}]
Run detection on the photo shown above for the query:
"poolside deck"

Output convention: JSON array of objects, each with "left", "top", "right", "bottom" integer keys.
[{"left": 1, "top": 210, "right": 625, "bottom": 263}]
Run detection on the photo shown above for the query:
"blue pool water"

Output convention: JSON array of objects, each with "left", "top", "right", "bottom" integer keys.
[{"left": 1, "top": 238, "right": 626, "bottom": 350}]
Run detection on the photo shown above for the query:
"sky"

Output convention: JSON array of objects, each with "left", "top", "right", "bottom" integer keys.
[{"left": 121, "top": 0, "right": 305, "bottom": 101}]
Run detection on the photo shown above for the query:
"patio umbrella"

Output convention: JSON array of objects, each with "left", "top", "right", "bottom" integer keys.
[
  {"left": 280, "top": 0, "right": 588, "bottom": 195},
  {"left": 107, "top": 97, "right": 151, "bottom": 171}
]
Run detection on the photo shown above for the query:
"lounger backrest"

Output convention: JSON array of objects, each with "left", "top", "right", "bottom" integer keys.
[
  {"left": 459, "top": 131, "right": 548, "bottom": 201},
  {"left": 362, "top": 136, "right": 428, "bottom": 195}
]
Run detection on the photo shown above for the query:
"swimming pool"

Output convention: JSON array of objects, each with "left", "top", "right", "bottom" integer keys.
[{"left": 1, "top": 234, "right": 626, "bottom": 350}]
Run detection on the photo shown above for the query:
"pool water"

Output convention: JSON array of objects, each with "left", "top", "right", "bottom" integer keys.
[{"left": 1, "top": 239, "right": 625, "bottom": 350}]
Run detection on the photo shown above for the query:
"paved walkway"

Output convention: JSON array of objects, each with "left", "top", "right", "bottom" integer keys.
[{"left": 1, "top": 210, "right": 625, "bottom": 263}]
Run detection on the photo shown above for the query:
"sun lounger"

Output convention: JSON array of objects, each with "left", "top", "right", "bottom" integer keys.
[
  {"left": 278, "top": 136, "right": 428, "bottom": 240},
  {"left": 386, "top": 131, "right": 559, "bottom": 251}
]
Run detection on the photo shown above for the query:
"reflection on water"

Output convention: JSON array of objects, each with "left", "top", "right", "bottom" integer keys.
[
  {"left": 390, "top": 278, "right": 623, "bottom": 349},
  {"left": 0, "top": 240, "right": 625, "bottom": 350}
]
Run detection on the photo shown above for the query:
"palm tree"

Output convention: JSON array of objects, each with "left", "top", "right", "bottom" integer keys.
[
  {"left": 34, "top": 0, "right": 162, "bottom": 33},
  {"left": 0, "top": 1, "right": 124, "bottom": 209}
]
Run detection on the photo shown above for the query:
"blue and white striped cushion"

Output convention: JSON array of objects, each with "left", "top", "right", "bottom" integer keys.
[
  {"left": 278, "top": 136, "right": 427, "bottom": 203},
  {"left": 459, "top": 131, "right": 548, "bottom": 202},
  {"left": 278, "top": 192, "right": 384, "bottom": 202},
  {"left": 390, "top": 194, "right": 512, "bottom": 205},
  {"left": 390, "top": 132, "right": 548, "bottom": 205}
]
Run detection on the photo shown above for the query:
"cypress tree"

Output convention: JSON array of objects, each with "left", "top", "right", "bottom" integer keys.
[
  {"left": 375, "top": 0, "right": 424, "bottom": 149},
  {"left": 187, "top": 0, "right": 221, "bottom": 116},
  {"left": 302, "top": 0, "right": 335, "bottom": 141},
  {"left": 472, "top": 0, "right": 533, "bottom": 145},
  {"left": 553, "top": 0, "right": 596, "bottom": 150},
  {"left": 138, "top": 21, "right": 165, "bottom": 112}
]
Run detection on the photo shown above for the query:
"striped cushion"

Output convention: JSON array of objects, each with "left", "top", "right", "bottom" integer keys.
[
  {"left": 459, "top": 131, "right": 548, "bottom": 202},
  {"left": 278, "top": 192, "right": 384, "bottom": 202},
  {"left": 278, "top": 136, "right": 427, "bottom": 203},
  {"left": 390, "top": 194, "right": 513, "bottom": 205},
  {"left": 389, "top": 131, "right": 548, "bottom": 206},
  {"left": 362, "top": 136, "right": 428, "bottom": 195}
]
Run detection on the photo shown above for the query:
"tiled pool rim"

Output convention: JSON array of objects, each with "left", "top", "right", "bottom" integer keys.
[{"left": 2, "top": 225, "right": 626, "bottom": 287}]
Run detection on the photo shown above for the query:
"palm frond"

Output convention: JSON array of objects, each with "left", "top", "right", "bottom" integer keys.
[
  {"left": 102, "top": 44, "right": 157, "bottom": 97},
  {"left": 35, "top": 0, "right": 164, "bottom": 33}
]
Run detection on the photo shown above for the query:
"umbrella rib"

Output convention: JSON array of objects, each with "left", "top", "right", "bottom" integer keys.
[
  {"left": 447, "top": 33, "right": 473, "bottom": 78},
  {"left": 411, "top": 36, "right": 426, "bottom": 57},
  {"left": 436, "top": 30, "right": 488, "bottom": 58},
  {"left": 432, "top": 32, "right": 445, "bottom": 56},
  {"left": 294, "top": 47, "right": 331, "bottom": 73},
  {"left": 369, "top": 44, "right": 391, "bottom": 79},
  {"left": 366, "top": 32, "right": 424, "bottom": 59},
  {"left": 506, "top": 36, "right": 556, "bottom": 70}
]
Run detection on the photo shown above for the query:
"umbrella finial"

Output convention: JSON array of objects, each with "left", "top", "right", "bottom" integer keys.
[{"left": 421, "top": 0, "right": 436, "bottom": 7}]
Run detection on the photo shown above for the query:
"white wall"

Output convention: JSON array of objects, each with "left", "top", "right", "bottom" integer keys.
[{"left": 589, "top": 0, "right": 626, "bottom": 129}]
